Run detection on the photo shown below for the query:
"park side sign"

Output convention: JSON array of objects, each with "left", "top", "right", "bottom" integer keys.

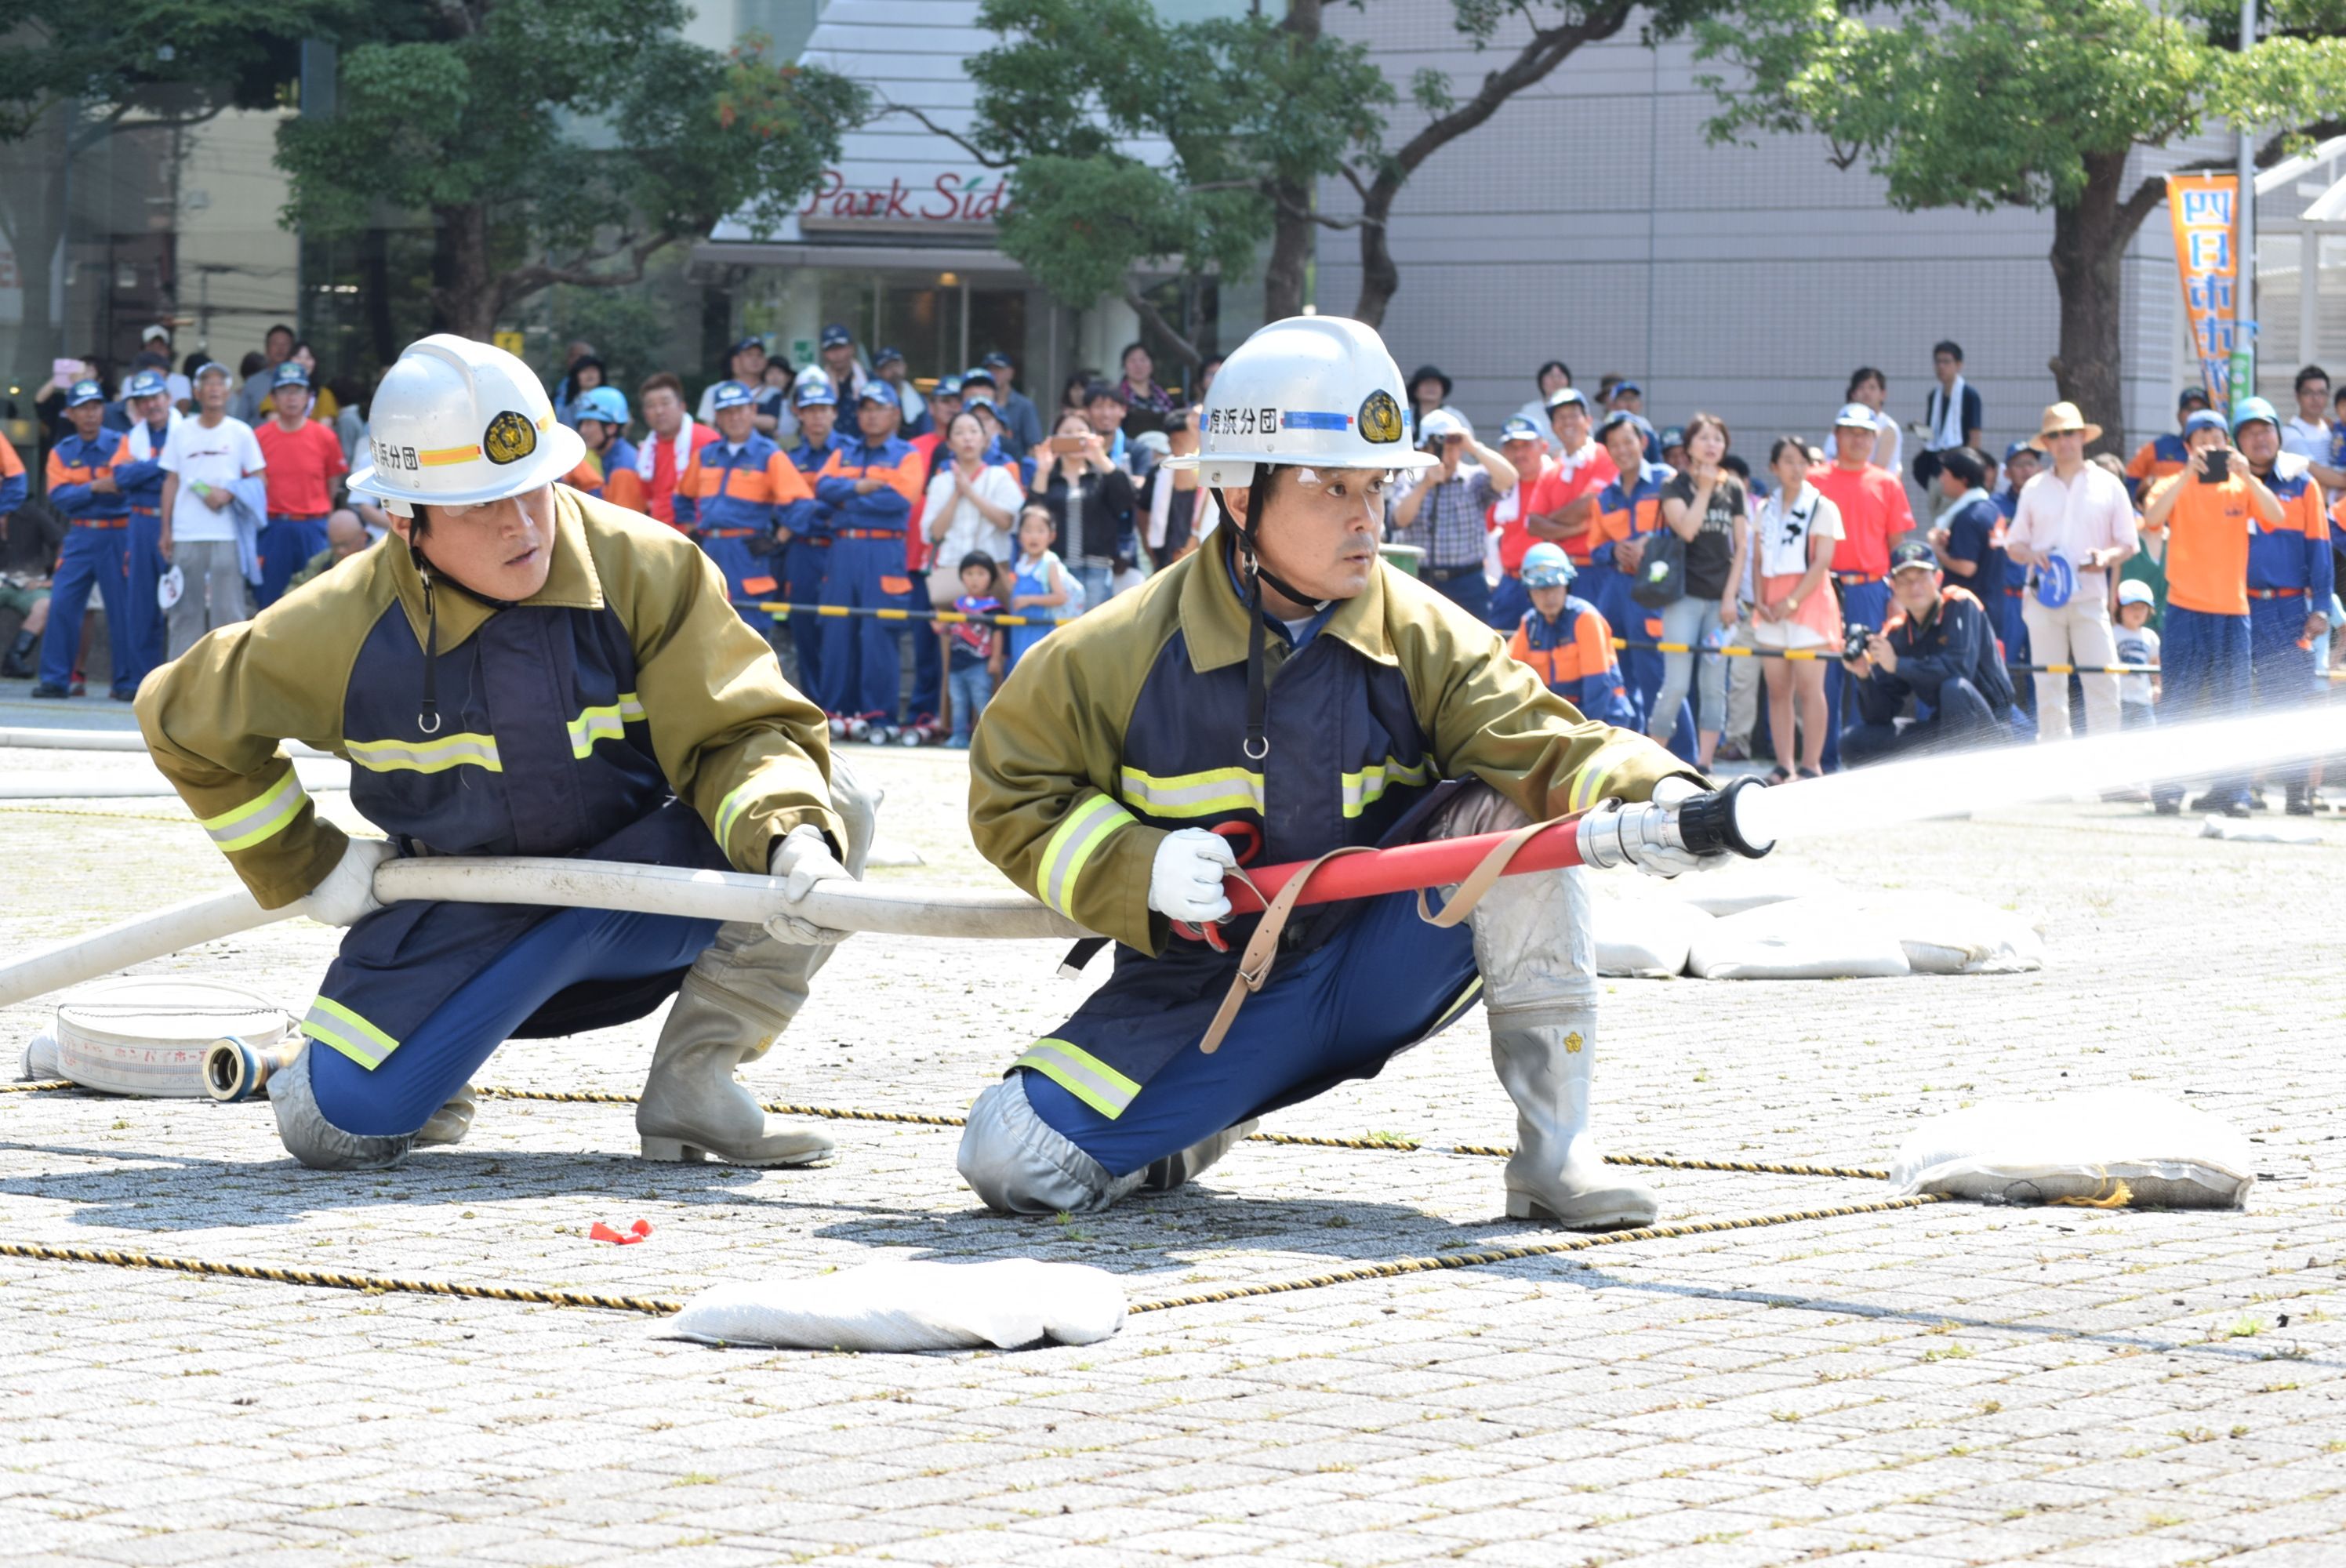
[{"left": 798, "top": 169, "right": 1011, "bottom": 233}]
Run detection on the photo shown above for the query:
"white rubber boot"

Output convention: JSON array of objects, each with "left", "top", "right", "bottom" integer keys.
[
  {"left": 1139, "top": 1119, "right": 1259, "bottom": 1194},
  {"left": 416, "top": 1084, "right": 477, "bottom": 1147},
  {"left": 635, "top": 760, "right": 879, "bottom": 1166},
  {"left": 1436, "top": 786, "right": 1658, "bottom": 1230}
]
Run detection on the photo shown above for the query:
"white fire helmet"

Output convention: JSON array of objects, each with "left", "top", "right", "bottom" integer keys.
[
  {"left": 1164, "top": 315, "right": 1440, "bottom": 490},
  {"left": 347, "top": 334, "right": 585, "bottom": 517}
]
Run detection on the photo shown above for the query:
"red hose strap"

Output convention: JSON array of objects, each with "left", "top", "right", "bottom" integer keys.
[
  {"left": 1196, "top": 848, "right": 1370, "bottom": 1055},
  {"left": 1413, "top": 817, "right": 1562, "bottom": 930}
]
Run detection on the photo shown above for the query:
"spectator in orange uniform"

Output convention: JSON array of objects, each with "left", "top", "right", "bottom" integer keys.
[
  {"left": 564, "top": 387, "right": 646, "bottom": 512},
  {"left": 1506, "top": 543, "right": 1634, "bottom": 727},
  {"left": 672, "top": 380, "right": 812, "bottom": 639}
]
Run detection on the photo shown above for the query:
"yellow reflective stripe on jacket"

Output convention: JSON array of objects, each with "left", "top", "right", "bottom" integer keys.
[
  {"left": 1116, "top": 763, "right": 1265, "bottom": 820},
  {"left": 1038, "top": 793, "right": 1135, "bottom": 916},
  {"left": 300, "top": 996, "right": 399, "bottom": 1070},
  {"left": 345, "top": 731, "right": 504, "bottom": 775},
  {"left": 199, "top": 770, "right": 309, "bottom": 852},
  {"left": 1339, "top": 757, "right": 1433, "bottom": 818},
  {"left": 1567, "top": 764, "right": 1614, "bottom": 814},
  {"left": 1014, "top": 1037, "right": 1142, "bottom": 1120},
  {"left": 567, "top": 691, "right": 645, "bottom": 758}
]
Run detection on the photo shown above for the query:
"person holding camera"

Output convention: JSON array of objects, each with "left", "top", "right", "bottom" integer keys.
[
  {"left": 1839, "top": 542, "right": 2014, "bottom": 765},
  {"left": 1386, "top": 408, "right": 1518, "bottom": 622},
  {"left": 1031, "top": 408, "right": 1139, "bottom": 609},
  {"left": 2139, "top": 406, "right": 2283, "bottom": 814},
  {"left": 2003, "top": 401, "right": 2137, "bottom": 742}
]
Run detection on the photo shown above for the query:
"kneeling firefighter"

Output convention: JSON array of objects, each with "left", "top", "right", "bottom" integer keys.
[
  {"left": 960, "top": 316, "right": 1746, "bottom": 1227},
  {"left": 136, "top": 335, "right": 874, "bottom": 1171}
]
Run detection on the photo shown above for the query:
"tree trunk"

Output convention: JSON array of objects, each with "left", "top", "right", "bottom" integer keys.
[
  {"left": 1263, "top": 178, "right": 1310, "bottom": 321},
  {"left": 430, "top": 203, "right": 499, "bottom": 340},
  {"left": 2046, "top": 149, "right": 2148, "bottom": 460},
  {"left": 1351, "top": 173, "right": 1402, "bottom": 328}
]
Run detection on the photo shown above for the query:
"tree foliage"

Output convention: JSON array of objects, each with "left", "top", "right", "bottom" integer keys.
[
  {"left": 949, "top": 0, "right": 1389, "bottom": 353},
  {"left": 0, "top": 0, "right": 348, "bottom": 144},
  {"left": 274, "top": 0, "right": 866, "bottom": 337}
]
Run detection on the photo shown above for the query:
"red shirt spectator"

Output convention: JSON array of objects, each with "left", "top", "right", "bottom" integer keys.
[
  {"left": 1809, "top": 456, "right": 1914, "bottom": 579},
  {"left": 1527, "top": 443, "right": 1618, "bottom": 564},
  {"left": 254, "top": 418, "right": 346, "bottom": 518},
  {"left": 637, "top": 373, "right": 719, "bottom": 529}
]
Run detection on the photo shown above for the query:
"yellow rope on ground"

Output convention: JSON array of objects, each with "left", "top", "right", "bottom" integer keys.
[
  {"left": 1125, "top": 1194, "right": 1948, "bottom": 1313},
  {"left": 9, "top": 1081, "right": 1888, "bottom": 1179},
  {"left": 0, "top": 1239, "right": 685, "bottom": 1315},
  {"left": 0, "top": 805, "right": 191, "bottom": 826},
  {"left": 2, "top": 1080, "right": 73, "bottom": 1094},
  {"left": 0, "top": 1197, "right": 1946, "bottom": 1321}
]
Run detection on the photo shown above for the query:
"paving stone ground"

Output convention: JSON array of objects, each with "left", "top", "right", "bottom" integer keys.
[{"left": 2, "top": 688, "right": 2341, "bottom": 1567}]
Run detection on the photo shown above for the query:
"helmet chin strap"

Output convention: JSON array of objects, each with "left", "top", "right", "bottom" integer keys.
[{"left": 1211, "top": 469, "right": 1330, "bottom": 764}]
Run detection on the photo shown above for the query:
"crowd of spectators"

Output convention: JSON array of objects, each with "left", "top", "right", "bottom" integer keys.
[{"left": 6, "top": 320, "right": 2342, "bottom": 811}]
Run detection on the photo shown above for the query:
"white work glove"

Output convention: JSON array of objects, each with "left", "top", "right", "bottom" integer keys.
[
  {"left": 1147, "top": 828, "right": 1237, "bottom": 925},
  {"left": 1625, "top": 775, "right": 1726, "bottom": 880},
  {"left": 300, "top": 837, "right": 394, "bottom": 927},
  {"left": 765, "top": 824, "right": 852, "bottom": 946}
]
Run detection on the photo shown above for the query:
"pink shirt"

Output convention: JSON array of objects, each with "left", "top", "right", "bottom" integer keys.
[{"left": 2007, "top": 463, "right": 2137, "bottom": 573}]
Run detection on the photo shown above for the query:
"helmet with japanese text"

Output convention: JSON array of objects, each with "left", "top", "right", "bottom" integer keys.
[
  {"left": 347, "top": 335, "right": 584, "bottom": 517},
  {"left": 1163, "top": 315, "right": 1440, "bottom": 489}
]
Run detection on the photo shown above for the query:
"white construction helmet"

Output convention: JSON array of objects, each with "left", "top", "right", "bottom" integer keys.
[
  {"left": 1164, "top": 315, "right": 1439, "bottom": 489},
  {"left": 347, "top": 334, "right": 584, "bottom": 517}
]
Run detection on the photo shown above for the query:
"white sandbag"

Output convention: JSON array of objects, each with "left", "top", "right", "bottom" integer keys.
[
  {"left": 1890, "top": 1089, "right": 2255, "bottom": 1210},
  {"left": 664, "top": 1259, "right": 1127, "bottom": 1352},
  {"left": 1595, "top": 898, "right": 1709, "bottom": 977},
  {"left": 1858, "top": 891, "right": 2045, "bottom": 975},
  {"left": 2199, "top": 815, "right": 2321, "bottom": 846},
  {"left": 1687, "top": 899, "right": 1911, "bottom": 980}
]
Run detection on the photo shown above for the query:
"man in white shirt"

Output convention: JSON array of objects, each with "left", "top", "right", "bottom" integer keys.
[
  {"left": 158, "top": 362, "right": 265, "bottom": 657},
  {"left": 2283, "top": 365, "right": 2332, "bottom": 473},
  {"left": 2003, "top": 401, "right": 2137, "bottom": 742}
]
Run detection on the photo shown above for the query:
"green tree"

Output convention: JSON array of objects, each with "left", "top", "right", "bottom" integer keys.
[
  {"left": 277, "top": 0, "right": 867, "bottom": 340},
  {"left": 0, "top": 0, "right": 350, "bottom": 381},
  {"left": 946, "top": 0, "right": 1733, "bottom": 343},
  {"left": 1697, "top": 0, "right": 2346, "bottom": 453}
]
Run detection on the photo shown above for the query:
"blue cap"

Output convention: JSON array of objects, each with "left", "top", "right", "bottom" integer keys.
[
  {"left": 2178, "top": 385, "right": 2212, "bottom": 409},
  {"left": 1611, "top": 380, "right": 1643, "bottom": 397},
  {"left": 2230, "top": 395, "right": 2279, "bottom": 434},
  {"left": 1889, "top": 540, "right": 1939, "bottom": 575},
  {"left": 1545, "top": 387, "right": 1589, "bottom": 413},
  {"left": 272, "top": 361, "right": 310, "bottom": 390},
  {"left": 575, "top": 386, "right": 630, "bottom": 426},
  {"left": 1498, "top": 416, "right": 1545, "bottom": 445},
  {"left": 1658, "top": 424, "right": 1687, "bottom": 448},
  {"left": 792, "top": 376, "right": 836, "bottom": 408},
  {"left": 2003, "top": 437, "right": 2041, "bottom": 461},
  {"left": 710, "top": 379, "right": 755, "bottom": 412},
  {"left": 2034, "top": 554, "right": 2075, "bottom": 609},
  {"left": 820, "top": 324, "right": 852, "bottom": 349},
  {"left": 856, "top": 383, "right": 898, "bottom": 407},
  {"left": 1833, "top": 402, "right": 1878, "bottom": 430},
  {"left": 933, "top": 376, "right": 964, "bottom": 397},
  {"left": 961, "top": 365, "right": 997, "bottom": 388},
  {"left": 730, "top": 336, "right": 765, "bottom": 358},
  {"left": 964, "top": 390, "right": 997, "bottom": 411},
  {"left": 2183, "top": 408, "right": 2229, "bottom": 437},
  {"left": 1596, "top": 410, "right": 1654, "bottom": 445},
  {"left": 1520, "top": 542, "right": 1576, "bottom": 589},
  {"left": 981, "top": 350, "right": 1014, "bottom": 368},
  {"left": 125, "top": 368, "right": 169, "bottom": 400},
  {"left": 873, "top": 345, "right": 905, "bottom": 368},
  {"left": 65, "top": 379, "right": 104, "bottom": 408}
]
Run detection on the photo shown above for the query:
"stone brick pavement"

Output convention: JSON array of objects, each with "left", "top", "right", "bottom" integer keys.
[{"left": 1, "top": 696, "right": 2341, "bottom": 1566}]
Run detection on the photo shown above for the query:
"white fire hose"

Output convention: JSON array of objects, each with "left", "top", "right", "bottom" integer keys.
[{"left": 0, "top": 857, "right": 1090, "bottom": 1015}]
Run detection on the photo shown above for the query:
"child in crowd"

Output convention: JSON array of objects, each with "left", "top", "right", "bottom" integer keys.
[
  {"left": 946, "top": 550, "right": 1004, "bottom": 750},
  {"left": 1505, "top": 543, "right": 1636, "bottom": 727},
  {"left": 2113, "top": 578, "right": 2160, "bottom": 728},
  {"left": 1005, "top": 503, "right": 1076, "bottom": 673}
]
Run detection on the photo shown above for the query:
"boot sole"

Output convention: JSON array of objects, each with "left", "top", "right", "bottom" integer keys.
[
  {"left": 1506, "top": 1192, "right": 1658, "bottom": 1231},
  {"left": 640, "top": 1135, "right": 828, "bottom": 1167}
]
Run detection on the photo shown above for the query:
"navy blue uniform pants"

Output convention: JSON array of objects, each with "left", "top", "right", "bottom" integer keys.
[
  {"left": 38, "top": 526, "right": 136, "bottom": 696},
  {"left": 256, "top": 514, "right": 328, "bottom": 609},
  {"left": 782, "top": 539, "right": 832, "bottom": 711},
  {"left": 2250, "top": 595, "right": 2320, "bottom": 789},
  {"left": 1822, "top": 577, "right": 1887, "bottom": 771},
  {"left": 819, "top": 535, "right": 914, "bottom": 722},
  {"left": 2155, "top": 605, "right": 2252, "bottom": 808},
  {"left": 1024, "top": 889, "right": 1483, "bottom": 1178}
]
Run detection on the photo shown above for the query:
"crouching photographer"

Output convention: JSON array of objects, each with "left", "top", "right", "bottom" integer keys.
[{"left": 1840, "top": 541, "right": 2015, "bottom": 766}]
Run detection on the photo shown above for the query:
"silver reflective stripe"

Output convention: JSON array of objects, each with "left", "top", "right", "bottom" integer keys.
[
  {"left": 199, "top": 770, "right": 309, "bottom": 852},
  {"left": 1037, "top": 794, "right": 1134, "bottom": 916},
  {"left": 1340, "top": 757, "right": 1433, "bottom": 818},
  {"left": 345, "top": 732, "right": 503, "bottom": 775},
  {"left": 1116, "top": 764, "right": 1265, "bottom": 819},
  {"left": 1014, "top": 1038, "right": 1141, "bottom": 1119}
]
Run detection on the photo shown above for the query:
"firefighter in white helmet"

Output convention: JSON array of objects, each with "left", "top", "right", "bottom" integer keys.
[
  {"left": 136, "top": 333, "right": 876, "bottom": 1171},
  {"left": 958, "top": 315, "right": 1758, "bottom": 1225}
]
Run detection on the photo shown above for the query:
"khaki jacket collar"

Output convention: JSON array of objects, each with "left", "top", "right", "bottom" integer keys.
[
  {"left": 387, "top": 488, "right": 606, "bottom": 649},
  {"left": 1178, "top": 535, "right": 1399, "bottom": 673}
]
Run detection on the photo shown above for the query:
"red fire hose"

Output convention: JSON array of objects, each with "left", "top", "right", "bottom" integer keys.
[{"left": 1220, "top": 817, "right": 1588, "bottom": 916}]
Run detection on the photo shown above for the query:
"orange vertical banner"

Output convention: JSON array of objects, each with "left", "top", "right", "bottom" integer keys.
[{"left": 2166, "top": 172, "right": 2242, "bottom": 405}]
